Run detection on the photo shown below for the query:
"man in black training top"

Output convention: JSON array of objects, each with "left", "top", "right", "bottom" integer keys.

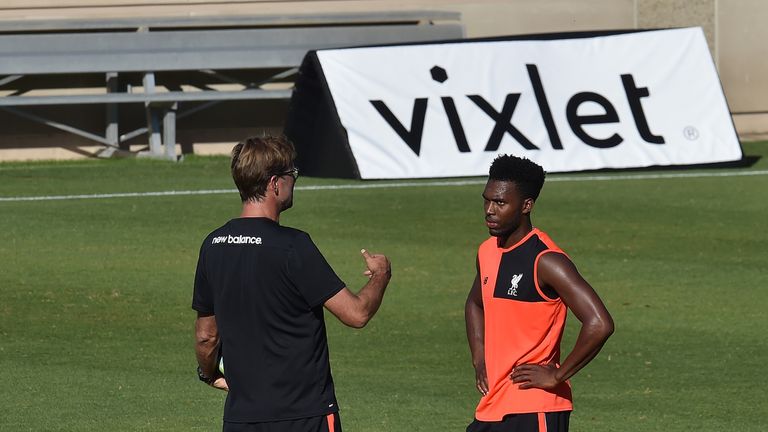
[{"left": 193, "top": 135, "right": 392, "bottom": 432}]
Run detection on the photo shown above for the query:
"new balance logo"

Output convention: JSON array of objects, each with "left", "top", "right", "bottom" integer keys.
[
  {"left": 212, "top": 235, "right": 263, "bottom": 245},
  {"left": 507, "top": 274, "right": 523, "bottom": 296}
]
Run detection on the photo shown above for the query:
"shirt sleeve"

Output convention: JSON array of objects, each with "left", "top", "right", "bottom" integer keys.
[
  {"left": 192, "top": 241, "right": 215, "bottom": 314},
  {"left": 287, "top": 232, "right": 346, "bottom": 308}
]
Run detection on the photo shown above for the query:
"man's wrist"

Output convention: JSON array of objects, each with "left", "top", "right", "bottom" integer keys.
[
  {"left": 197, "top": 365, "right": 215, "bottom": 385},
  {"left": 553, "top": 366, "right": 567, "bottom": 384},
  {"left": 375, "top": 268, "right": 392, "bottom": 279},
  {"left": 472, "top": 356, "right": 485, "bottom": 369}
]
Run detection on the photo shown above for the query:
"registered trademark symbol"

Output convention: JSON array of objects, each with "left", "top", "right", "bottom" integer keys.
[{"left": 683, "top": 126, "right": 699, "bottom": 140}]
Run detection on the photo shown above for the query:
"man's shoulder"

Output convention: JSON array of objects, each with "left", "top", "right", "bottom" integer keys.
[
  {"left": 478, "top": 236, "right": 497, "bottom": 250},
  {"left": 531, "top": 228, "right": 564, "bottom": 254},
  {"left": 282, "top": 227, "right": 318, "bottom": 250},
  {"left": 476, "top": 229, "right": 564, "bottom": 257}
]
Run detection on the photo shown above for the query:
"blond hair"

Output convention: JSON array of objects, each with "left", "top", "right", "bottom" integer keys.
[{"left": 231, "top": 136, "right": 296, "bottom": 202}]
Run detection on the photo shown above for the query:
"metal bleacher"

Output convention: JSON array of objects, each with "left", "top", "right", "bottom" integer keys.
[{"left": 0, "top": 11, "right": 463, "bottom": 159}]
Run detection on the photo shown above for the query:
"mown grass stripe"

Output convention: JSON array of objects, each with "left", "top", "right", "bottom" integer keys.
[{"left": 2, "top": 169, "right": 767, "bottom": 202}]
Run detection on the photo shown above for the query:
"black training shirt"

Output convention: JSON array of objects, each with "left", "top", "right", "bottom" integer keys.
[{"left": 192, "top": 217, "right": 346, "bottom": 422}]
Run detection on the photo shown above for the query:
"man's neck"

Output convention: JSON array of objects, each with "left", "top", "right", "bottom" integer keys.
[
  {"left": 497, "top": 220, "right": 533, "bottom": 249},
  {"left": 240, "top": 200, "right": 280, "bottom": 222}
]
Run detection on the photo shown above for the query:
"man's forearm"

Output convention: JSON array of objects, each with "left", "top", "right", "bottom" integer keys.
[
  {"left": 465, "top": 302, "right": 485, "bottom": 367},
  {"left": 196, "top": 340, "right": 218, "bottom": 377},
  {"left": 195, "top": 315, "right": 220, "bottom": 377},
  {"left": 354, "top": 271, "right": 391, "bottom": 325},
  {"left": 465, "top": 272, "right": 485, "bottom": 368},
  {"left": 465, "top": 296, "right": 489, "bottom": 395},
  {"left": 555, "top": 319, "right": 613, "bottom": 383}
]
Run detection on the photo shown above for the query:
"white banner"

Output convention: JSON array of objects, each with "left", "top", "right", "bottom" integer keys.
[{"left": 316, "top": 28, "right": 741, "bottom": 179}]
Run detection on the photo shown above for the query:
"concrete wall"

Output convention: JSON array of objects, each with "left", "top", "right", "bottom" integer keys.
[
  {"left": 717, "top": 0, "right": 768, "bottom": 137},
  {"left": 0, "top": 0, "right": 765, "bottom": 161}
]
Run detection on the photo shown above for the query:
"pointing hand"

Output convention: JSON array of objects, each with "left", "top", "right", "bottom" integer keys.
[{"left": 361, "top": 249, "right": 391, "bottom": 279}]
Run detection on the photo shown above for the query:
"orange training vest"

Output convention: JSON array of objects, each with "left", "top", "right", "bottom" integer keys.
[{"left": 475, "top": 228, "right": 573, "bottom": 421}]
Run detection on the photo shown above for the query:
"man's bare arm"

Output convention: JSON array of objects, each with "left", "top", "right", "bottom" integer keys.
[
  {"left": 194, "top": 312, "right": 228, "bottom": 391},
  {"left": 511, "top": 252, "right": 614, "bottom": 389},
  {"left": 324, "top": 249, "right": 391, "bottom": 329},
  {"left": 465, "top": 257, "right": 488, "bottom": 396}
]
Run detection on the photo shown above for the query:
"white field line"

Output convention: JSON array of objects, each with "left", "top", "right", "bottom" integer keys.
[{"left": 1, "top": 169, "right": 768, "bottom": 203}]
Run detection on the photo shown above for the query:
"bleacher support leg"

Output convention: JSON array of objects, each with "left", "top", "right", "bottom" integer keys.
[
  {"left": 142, "top": 72, "right": 164, "bottom": 157},
  {"left": 99, "top": 72, "right": 121, "bottom": 158},
  {"left": 163, "top": 102, "right": 178, "bottom": 160}
]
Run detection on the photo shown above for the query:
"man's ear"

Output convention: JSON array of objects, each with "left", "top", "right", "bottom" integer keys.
[{"left": 522, "top": 197, "right": 535, "bottom": 215}]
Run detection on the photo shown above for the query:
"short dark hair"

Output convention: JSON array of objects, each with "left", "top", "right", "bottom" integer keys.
[
  {"left": 488, "top": 154, "right": 546, "bottom": 200},
  {"left": 231, "top": 135, "right": 296, "bottom": 202}
]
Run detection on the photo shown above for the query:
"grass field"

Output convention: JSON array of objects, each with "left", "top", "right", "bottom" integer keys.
[{"left": 1, "top": 141, "right": 766, "bottom": 431}]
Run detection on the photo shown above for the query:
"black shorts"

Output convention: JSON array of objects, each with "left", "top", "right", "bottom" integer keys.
[
  {"left": 223, "top": 413, "right": 341, "bottom": 432},
  {"left": 467, "top": 411, "right": 570, "bottom": 432}
]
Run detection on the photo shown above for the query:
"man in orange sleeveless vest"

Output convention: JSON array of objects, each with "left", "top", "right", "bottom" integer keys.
[{"left": 465, "top": 155, "right": 614, "bottom": 432}]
